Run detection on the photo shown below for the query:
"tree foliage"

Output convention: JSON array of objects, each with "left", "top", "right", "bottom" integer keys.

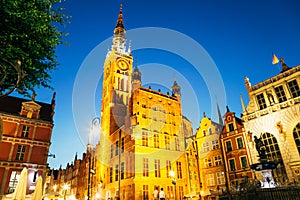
[{"left": 0, "top": 0, "right": 69, "bottom": 97}]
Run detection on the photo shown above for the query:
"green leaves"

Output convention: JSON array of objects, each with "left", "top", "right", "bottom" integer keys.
[{"left": 0, "top": 0, "right": 69, "bottom": 97}]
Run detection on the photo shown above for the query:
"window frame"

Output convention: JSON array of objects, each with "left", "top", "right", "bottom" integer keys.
[
  {"left": 143, "top": 158, "right": 149, "bottom": 177},
  {"left": 15, "top": 145, "right": 26, "bottom": 161},
  {"left": 236, "top": 137, "right": 244, "bottom": 149},
  {"left": 288, "top": 79, "right": 300, "bottom": 98},
  {"left": 240, "top": 156, "right": 248, "bottom": 169},
  {"left": 256, "top": 93, "right": 267, "bottom": 110},
  {"left": 225, "top": 140, "right": 232, "bottom": 152},
  {"left": 274, "top": 85, "right": 287, "bottom": 103},
  {"left": 229, "top": 158, "right": 236, "bottom": 171},
  {"left": 21, "top": 125, "right": 30, "bottom": 138}
]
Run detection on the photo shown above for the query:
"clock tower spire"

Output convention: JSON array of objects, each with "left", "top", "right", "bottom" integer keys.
[
  {"left": 101, "top": 5, "right": 133, "bottom": 136},
  {"left": 112, "top": 4, "right": 127, "bottom": 53}
]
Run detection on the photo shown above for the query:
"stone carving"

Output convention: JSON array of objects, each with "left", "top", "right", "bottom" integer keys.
[{"left": 254, "top": 136, "right": 266, "bottom": 159}]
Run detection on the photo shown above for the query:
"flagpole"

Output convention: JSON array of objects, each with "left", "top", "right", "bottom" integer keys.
[
  {"left": 276, "top": 63, "right": 281, "bottom": 72},
  {"left": 272, "top": 53, "right": 280, "bottom": 72}
]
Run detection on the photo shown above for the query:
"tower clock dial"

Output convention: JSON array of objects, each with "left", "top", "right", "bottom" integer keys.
[{"left": 117, "top": 59, "right": 129, "bottom": 71}]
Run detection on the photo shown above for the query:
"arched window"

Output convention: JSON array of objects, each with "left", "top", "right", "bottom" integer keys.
[
  {"left": 261, "top": 132, "right": 281, "bottom": 161},
  {"left": 293, "top": 123, "right": 300, "bottom": 155},
  {"left": 261, "top": 132, "right": 287, "bottom": 183}
]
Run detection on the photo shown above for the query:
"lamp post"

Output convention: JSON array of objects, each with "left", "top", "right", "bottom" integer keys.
[
  {"left": 88, "top": 117, "right": 100, "bottom": 200},
  {"left": 169, "top": 170, "right": 176, "bottom": 200}
]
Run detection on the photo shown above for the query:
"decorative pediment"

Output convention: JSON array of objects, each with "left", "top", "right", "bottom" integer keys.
[{"left": 20, "top": 101, "right": 41, "bottom": 119}]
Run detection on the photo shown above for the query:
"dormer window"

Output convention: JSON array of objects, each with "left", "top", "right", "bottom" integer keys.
[{"left": 20, "top": 101, "right": 41, "bottom": 119}]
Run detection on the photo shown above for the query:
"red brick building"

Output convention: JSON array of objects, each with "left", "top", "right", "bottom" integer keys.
[
  {"left": 221, "top": 106, "right": 252, "bottom": 190},
  {"left": 0, "top": 94, "right": 55, "bottom": 198}
]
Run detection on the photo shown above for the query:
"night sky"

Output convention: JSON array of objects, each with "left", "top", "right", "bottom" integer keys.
[{"left": 19, "top": 0, "right": 300, "bottom": 169}]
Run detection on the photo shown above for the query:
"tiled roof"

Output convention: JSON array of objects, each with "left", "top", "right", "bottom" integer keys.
[{"left": 0, "top": 95, "right": 53, "bottom": 122}]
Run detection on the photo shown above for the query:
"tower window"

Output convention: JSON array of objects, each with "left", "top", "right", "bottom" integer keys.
[
  {"left": 256, "top": 93, "right": 267, "bottom": 110},
  {"left": 109, "top": 167, "right": 113, "bottom": 183},
  {"left": 154, "top": 159, "right": 161, "bottom": 177},
  {"left": 165, "top": 135, "right": 170, "bottom": 150},
  {"left": 275, "top": 85, "right": 287, "bottom": 103},
  {"left": 166, "top": 160, "right": 172, "bottom": 177},
  {"left": 154, "top": 134, "right": 159, "bottom": 148},
  {"left": 142, "top": 132, "right": 148, "bottom": 147},
  {"left": 175, "top": 137, "right": 180, "bottom": 151},
  {"left": 288, "top": 80, "right": 300, "bottom": 98},
  {"left": 143, "top": 185, "right": 149, "bottom": 200},
  {"left": 176, "top": 162, "right": 182, "bottom": 179},
  {"left": 143, "top": 158, "right": 149, "bottom": 177}
]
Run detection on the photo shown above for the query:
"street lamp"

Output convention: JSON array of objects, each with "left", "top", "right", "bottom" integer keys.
[
  {"left": 47, "top": 153, "right": 56, "bottom": 158},
  {"left": 169, "top": 170, "right": 177, "bottom": 200},
  {"left": 88, "top": 117, "right": 100, "bottom": 200}
]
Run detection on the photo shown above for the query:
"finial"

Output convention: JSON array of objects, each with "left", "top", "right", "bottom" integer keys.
[
  {"left": 240, "top": 94, "right": 246, "bottom": 113},
  {"left": 51, "top": 92, "right": 56, "bottom": 118},
  {"left": 203, "top": 112, "right": 206, "bottom": 118},
  {"left": 31, "top": 92, "right": 37, "bottom": 101},
  {"left": 217, "top": 103, "right": 223, "bottom": 126},
  {"left": 226, "top": 105, "right": 230, "bottom": 112},
  {"left": 280, "top": 57, "right": 284, "bottom": 64},
  {"left": 51, "top": 92, "right": 56, "bottom": 104},
  {"left": 280, "top": 57, "right": 290, "bottom": 72},
  {"left": 116, "top": 4, "right": 124, "bottom": 29}
]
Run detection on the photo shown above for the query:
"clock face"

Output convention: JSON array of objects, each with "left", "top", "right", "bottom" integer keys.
[{"left": 117, "top": 59, "right": 129, "bottom": 71}]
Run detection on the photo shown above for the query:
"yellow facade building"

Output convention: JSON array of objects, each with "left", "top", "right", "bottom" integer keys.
[
  {"left": 96, "top": 5, "right": 194, "bottom": 200},
  {"left": 195, "top": 115, "right": 225, "bottom": 200},
  {"left": 242, "top": 59, "right": 300, "bottom": 184}
]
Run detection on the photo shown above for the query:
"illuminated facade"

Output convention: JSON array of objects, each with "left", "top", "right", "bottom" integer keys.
[
  {"left": 0, "top": 94, "right": 55, "bottom": 198},
  {"left": 43, "top": 152, "right": 92, "bottom": 200},
  {"left": 96, "top": 5, "right": 193, "bottom": 200},
  {"left": 194, "top": 115, "right": 225, "bottom": 199},
  {"left": 242, "top": 59, "right": 300, "bottom": 184},
  {"left": 221, "top": 107, "right": 252, "bottom": 189}
]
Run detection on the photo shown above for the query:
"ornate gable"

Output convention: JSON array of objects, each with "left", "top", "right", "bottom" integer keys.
[{"left": 20, "top": 101, "right": 41, "bottom": 119}]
